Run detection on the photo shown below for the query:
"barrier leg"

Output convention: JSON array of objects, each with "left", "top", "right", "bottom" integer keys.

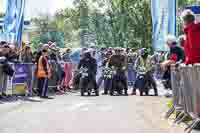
[
  {"left": 176, "top": 113, "right": 189, "bottom": 124},
  {"left": 186, "top": 119, "right": 200, "bottom": 133},
  {"left": 184, "top": 120, "right": 195, "bottom": 132},
  {"left": 165, "top": 106, "right": 175, "bottom": 119},
  {"left": 174, "top": 111, "right": 185, "bottom": 123}
]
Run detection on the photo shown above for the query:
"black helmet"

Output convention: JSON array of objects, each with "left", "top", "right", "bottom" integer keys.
[
  {"left": 141, "top": 48, "right": 148, "bottom": 58},
  {"left": 84, "top": 50, "right": 91, "bottom": 58}
]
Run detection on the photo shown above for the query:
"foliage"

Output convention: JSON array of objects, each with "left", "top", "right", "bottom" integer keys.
[
  {"left": 31, "top": 31, "right": 65, "bottom": 50},
  {"left": 178, "top": 0, "right": 200, "bottom": 7},
  {"left": 79, "top": 0, "right": 153, "bottom": 49},
  {"left": 31, "top": 7, "right": 80, "bottom": 48},
  {"left": 0, "top": 13, "right": 5, "bottom": 18},
  {"left": 30, "top": 0, "right": 200, "bottom": 49}
]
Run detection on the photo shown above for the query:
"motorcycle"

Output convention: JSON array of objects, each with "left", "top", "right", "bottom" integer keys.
[
  {"left": 135, "top": 69, "right": 149, "bottom": 96},
  {"left": 110, "top": 66, "right": 127, "bottom": 96},
  {"left": 101, "top": 66, "right": 114, "bottom": 95},
  {"left": 135, "top": 65, "right": 157, "bottom": 96},
  {"left": 79, "top": 67, "right": 99, "bottom": 96}
]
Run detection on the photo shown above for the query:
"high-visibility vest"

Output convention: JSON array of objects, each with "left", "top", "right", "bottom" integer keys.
[{"left": 37, "top": 56, "right": 50, "bottom": 78}]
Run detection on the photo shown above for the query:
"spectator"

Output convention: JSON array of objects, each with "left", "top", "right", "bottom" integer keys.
[
  {"left": 7, "top": 44, "right": 19, "bottom": 62},
  {"left": 49, "top": 44, "right": 60, "bottom": 62},
  {"left": 181, "top": 9, "right": 200, "bottom": 64},
  {"left": 161, "top": 35, "right": 185, "bottom": 97},
  {"left": 178, "top": 35, "right": 186, "bottom": 48},
  {"left": 0, "top": 42, "right": 15, "bottom": 97},
  {"left": 22, "top": 45, "right": 33, "bottom": 63},
  {"left": 36, "top": 49, "right": 51, "bottom": 98},
  {"left": 161, "top": 35, "right": 185, "bottom": 70},
  {"left": 0, "top": 42, "right": 8, "bottom": 98},
  {"left": 35, "top": 44, "right": 49, "bottom": 64},
  {"left": 0, "top": 41, "right": 7, "bottom": 46},
  {"left": 32, "top": 51, "right": 38, "bottom": 63},
  {"left": 61, "top": 60, "right": 73, "bottom": 91},
  {"left": 62, "top": 48, "right": 72, "bottom": 62},
  {"left": 21, "top": 45, "right": 33, "bottom": 94}
]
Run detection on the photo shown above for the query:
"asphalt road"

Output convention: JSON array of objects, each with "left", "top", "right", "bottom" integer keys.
[{"left": 0, "top": 90, "right": 193, "bottom": 133}]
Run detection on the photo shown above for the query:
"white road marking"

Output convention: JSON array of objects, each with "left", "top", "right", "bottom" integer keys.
[{"left": 67, "top": 102, "right": 93, "bottom": 111}]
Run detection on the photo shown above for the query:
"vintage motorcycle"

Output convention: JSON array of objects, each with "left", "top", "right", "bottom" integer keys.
[{"left": 79, "top": 67, "right": 99, "bottom": 96}]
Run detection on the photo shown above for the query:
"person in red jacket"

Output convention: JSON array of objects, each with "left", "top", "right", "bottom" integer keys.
[{"left": 181, "top": 9, "right": 200, "bottom": 64}]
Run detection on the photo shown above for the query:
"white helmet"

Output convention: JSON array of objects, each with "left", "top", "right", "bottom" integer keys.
[{"left": 165, "top": 35, "right": 177, "bottom": 45}]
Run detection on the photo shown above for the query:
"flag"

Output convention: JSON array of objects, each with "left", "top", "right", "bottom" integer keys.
[
  {"left": 3, "top": 0, "right": 25, "bottom": 48},
  {"left": 151, "top": 0, "right": 176, "bottom": 51}
]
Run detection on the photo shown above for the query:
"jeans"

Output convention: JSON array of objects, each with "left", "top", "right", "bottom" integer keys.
[
  {"left": 104, "top": 78, "right": 112, "bottom": 93},
  {"left": 112, "top": 71, "right": 128, "bottom": 91},
  {"left": 37, "top": 77, "right": 48, "bottom": 97},
  {"left": 0, "top": 72, "right": 7, "bottom": 94}
]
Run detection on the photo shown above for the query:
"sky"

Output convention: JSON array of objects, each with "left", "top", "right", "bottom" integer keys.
[{"left": 0, "top": 0, "right": 74, "bottom": 19}]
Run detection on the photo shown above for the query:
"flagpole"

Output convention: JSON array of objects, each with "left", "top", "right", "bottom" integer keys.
[{"left": 176, "top": 0, "right": 178, "bottom": 36}]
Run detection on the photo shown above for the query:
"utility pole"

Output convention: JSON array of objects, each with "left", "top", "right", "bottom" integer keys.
[
  {"left": 80, "top": 0, "right": 89, "bottom": 47},
  {"left": 176, "top": 0, "right": 179, "bottom": 36}
]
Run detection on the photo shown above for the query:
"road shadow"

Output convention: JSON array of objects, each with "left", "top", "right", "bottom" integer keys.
[
  {"left": 18, "top": 96, "right": 43, "bottom": 102},
  {"left": 81, "top": 95, "right": 99, "bottom": 97},
  {"left": 0, "top": 96, "right": 43, "bottom": 104}
]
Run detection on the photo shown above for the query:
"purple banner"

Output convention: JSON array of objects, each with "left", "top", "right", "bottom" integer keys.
[{"left": 13, "top": 64, "right": 29, "bottom": 84}]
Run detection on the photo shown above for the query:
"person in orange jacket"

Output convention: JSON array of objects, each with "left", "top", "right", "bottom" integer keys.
[{"left": 37, "top": 49, "right": 51, "bottom": 98}]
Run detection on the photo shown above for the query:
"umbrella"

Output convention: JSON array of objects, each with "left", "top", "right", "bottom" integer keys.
[{"left": 69, "top": 48, "right": 81, "bottom": 64}]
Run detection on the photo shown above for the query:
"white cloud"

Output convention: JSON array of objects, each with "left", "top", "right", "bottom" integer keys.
[
  {"left": 0, "top": 0, "right": 6, "bottom": 13},
  {"left": 1, "top": 0, "right": 74, "bottom": 19},
  {"left": 25, "top": 0, "right": 74, "bottom": 19}
]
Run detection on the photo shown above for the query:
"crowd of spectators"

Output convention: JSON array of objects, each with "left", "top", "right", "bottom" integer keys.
[{"left": 0, "top": 9, "right": 199, "bottom": 98}]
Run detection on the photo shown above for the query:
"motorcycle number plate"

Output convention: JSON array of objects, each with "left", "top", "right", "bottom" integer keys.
[
  {"left": 82, "top": 73, "right": 88, "bottom": 77},
  {"left": 139, "top": 76, "right": 144, "bottom": 79}
]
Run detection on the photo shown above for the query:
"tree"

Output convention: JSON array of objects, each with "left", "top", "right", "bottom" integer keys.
[
  {"left": 86, "top": 0, "right": 152, "bottom": 49},
  {"left": 178, "top": 0, "right": 200, "bottom": 7},
  {"left": 31, "top": 31, "right": 65, "bottom": 49},
  {"left": 31, "top": 7, "right": 80, "bottom": 48},
  {"left": 0, "top": 13, "right": 5, "bottom": 18},
  {"left": 30, "top": 0, "right": 200, "bottom": 49}
]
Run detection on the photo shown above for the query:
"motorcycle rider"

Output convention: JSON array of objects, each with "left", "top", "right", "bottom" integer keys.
[
  {"left": 78, "top": 50, "right": 98, "bottom": 95},
  {"left": 108, "top": 48, "right": 128, "bottom": 96},
  {"left": 132, "top": 48, "right": 158, "bottom": 96},
  {"left": 98, "top": 50, "right": 113, "bottom": 95},
  {"left": 127, "top": 49, "right": 138, "bottom": 89}
]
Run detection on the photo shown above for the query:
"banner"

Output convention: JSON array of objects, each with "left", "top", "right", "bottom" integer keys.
[
  {"left": 3, "top": 0, "right": 25, "bottom": 48},
  {"left": 186, "top": 6, "right": 200, "bottom": 22},
  {"left": 151, "top": 0, "right": 176, "bottom": 51},
  {"left": 13, "top": 64, "right": 29, "bottom": 84}
]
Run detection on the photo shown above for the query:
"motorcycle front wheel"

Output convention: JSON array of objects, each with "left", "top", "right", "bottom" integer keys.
[{"left": 81, "top": 88, "right": 84, "bottom": 96}]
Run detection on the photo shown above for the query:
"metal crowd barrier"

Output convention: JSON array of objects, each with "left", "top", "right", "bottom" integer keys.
[
  {"left": 164, "top": 64, "right": 183, "bottom": 119},
  {"left": 165, "top": 64, "right": 200, "bottom": 133},
  {"left": 0, "top": 61, "right": 75, "bottom": 96},
  {"left": 0, "top": 63, "right": 34, "bottom": 96},
  {"left": 0, "top": 64, "right": 8, "bottom": 95}
]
